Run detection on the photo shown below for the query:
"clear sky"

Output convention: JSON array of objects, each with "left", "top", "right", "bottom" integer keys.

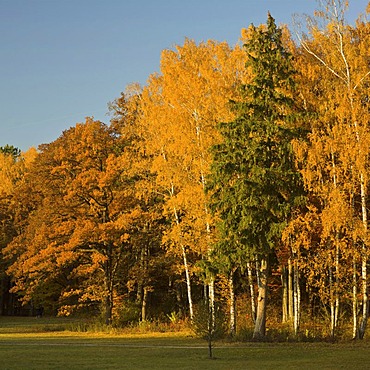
[{"left": 1, "top": 0, "right": 368, "bottom": 151}]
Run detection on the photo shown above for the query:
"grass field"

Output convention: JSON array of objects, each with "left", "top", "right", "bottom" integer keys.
[{"left": 1, "top": 317, "right": 370, "bottom": 369}]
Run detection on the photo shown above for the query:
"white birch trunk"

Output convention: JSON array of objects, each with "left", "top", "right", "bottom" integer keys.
[
  {"left": 353, "top": 258, "right": 358, "bottom": 339},
  {"left": 359, "top": 174, "right": 368, "bottom": 339},
  {"left": 293, "top": 259, "right": 300, "bottom": 335},
  {"left": 173, "top": 203, "right": 194, "bottom": 320},
  {"left": 329, "top": 259, "right": 335, "bottom": 338},
  {"left": 182, "top": 245, "right": 194, "bottom": 320},
  {"left": 208, "top": 278, "right": 215, "bottom": 332},
  {"left": 247, "top": 261, "right": 256, "bottom": 324},
  {"left": 288, "top": 257, "right": 294, "bottom": 321},
  {"left": 229, "top": 271, "right": 236, "bottom": 336},
  {"left": 334, "top": 242, "right": 340, "bottom": 330}
]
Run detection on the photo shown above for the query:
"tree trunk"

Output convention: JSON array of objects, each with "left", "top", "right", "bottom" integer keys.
[
  {"left": 208, "top": 278, "right": 215, "bottom": 332},
  {"left": 353, "top": 257, "right": 358, "bottom": 339},
  {"left": 293, "top": 259, "right": 300, "bottom": 336},
  {"left": 175, "top": 283, "right": 184, "bottom": 317},
  {"left": 329, "top": 260, "right": 335, "bottom": 339},
  {"left": 359, "top": 174, "right": 368, "bottom": 339},
  {"left": 247, "top": 261, "right": 256, "bottom": 324},
  {"left": 208, "top": 336, "right": 213, "bottom": 359},
  {"left": 335, "top": 242, "right": 340, "bottom": 330},
  {"left": 359, "top": 249, "right": 368, "bottom": 339},
  {"left": 141, "top": 286, "right": 149, "bottom": 321},
  {"left": 229, "top": 270, "right": 236, "bottom": 337},
  {"left": 182, "top": 246, "right": 194, "bottom": 320},
  {"left": 288, "top": 257, "right": 294, "bottom": 321},
  {"left": 253, "top": 258, "right": 268, "bottom": 340},
  {"left": 281, "top": 265, "right": 288, "bottom": 323},
  {"left": 104, "top": 245, "right": 114, "bottom": 326},
  {"left": 173, "top": 204, "right": 194, "bottom": 321},
  {"left": 136, "top": 243, "right": 148, "bottom": 311},
  {"left": 136, "top": 280, "right": 143, "bottom": 305},
  {"left": 104, "top": 290, "right": 113, "bottom": 325}
]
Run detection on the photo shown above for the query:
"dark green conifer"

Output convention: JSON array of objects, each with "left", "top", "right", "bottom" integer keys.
[{"left": 208, "top": 13, "right": 304, "bottom": 339}]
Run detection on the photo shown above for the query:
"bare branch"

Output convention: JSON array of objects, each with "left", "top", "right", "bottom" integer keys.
[
  {"left": 298, "top": 35, "right": 346, "bottom": 83},
  {"left": 354, "top": 71, "right": 370, "bottom": 91},
  {"left": 293, "top": 0, "right": 350, "bottom": 85}
]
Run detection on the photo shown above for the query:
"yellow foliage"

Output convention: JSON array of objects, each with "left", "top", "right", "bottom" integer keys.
[{"left": 140, "top": 38, "right": 249, "bottom": 262}]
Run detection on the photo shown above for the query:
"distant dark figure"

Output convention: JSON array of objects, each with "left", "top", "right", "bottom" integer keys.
[{"left": 35, "top": 306, "right": 44, "bottom": 318}]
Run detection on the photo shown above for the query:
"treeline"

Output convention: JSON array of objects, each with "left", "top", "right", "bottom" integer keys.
[{"left": 1, "top": 0, "right": 370, "bottom": 341}]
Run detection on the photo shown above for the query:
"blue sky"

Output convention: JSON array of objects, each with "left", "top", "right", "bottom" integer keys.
[{"left": 1, "top": 0, "right": 368, "bottom": 151}]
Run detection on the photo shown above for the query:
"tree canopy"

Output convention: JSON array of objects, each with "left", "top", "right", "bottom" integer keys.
[{"left": 1, "top": 0, "right": 370, "bottom": 342}]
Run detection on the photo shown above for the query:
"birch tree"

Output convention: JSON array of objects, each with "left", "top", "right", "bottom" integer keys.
[
  {"left": 139, "top": 39, "right": 247, "bottom": 320},
  {"left": 294, "top": 0, "right": 370, "bottom": 339}
]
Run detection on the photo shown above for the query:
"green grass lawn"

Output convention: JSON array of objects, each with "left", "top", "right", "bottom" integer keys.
[{"left": 1, "top": 317, "right": 370, "bottom": 369}]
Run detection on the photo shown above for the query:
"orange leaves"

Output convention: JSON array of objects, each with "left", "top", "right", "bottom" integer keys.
[
  {"left": 0, "top": 148, "right": 37, "bottom": 196},
  {"left": 3, "top": 117, "right": 140, "bottom": 316}
]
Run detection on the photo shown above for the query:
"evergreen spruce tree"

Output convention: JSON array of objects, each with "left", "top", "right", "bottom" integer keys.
[
  {"left": 208, "top": 14, "right": 304, "bottom": 340},
  {"left": 0, "top": 145, "right": 20, "bottom": 160}
]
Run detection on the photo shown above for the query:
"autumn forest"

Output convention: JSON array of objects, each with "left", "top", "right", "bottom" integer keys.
[{"left": 1, "top": 0, "right": 370, "bottom": 341}]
